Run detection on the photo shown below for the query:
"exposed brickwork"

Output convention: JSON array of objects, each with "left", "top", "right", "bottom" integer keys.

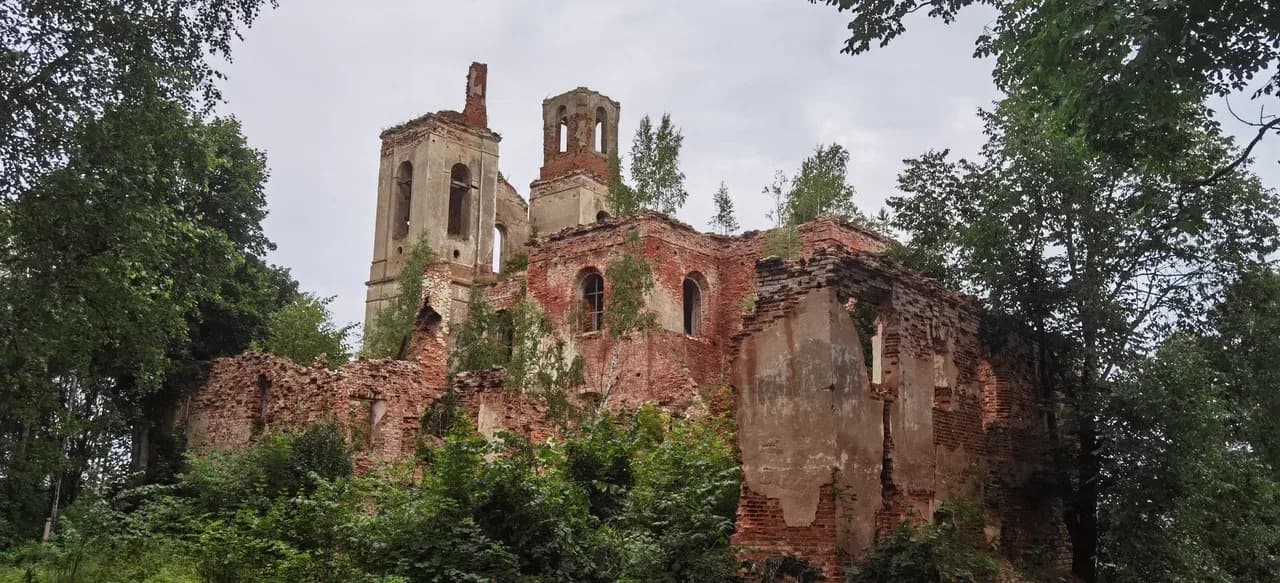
[
  {"left": 184, "top": 353, "right": 445, "bottom": 472},
  {"left": 728, "top": 247, "right": 1069, "bottom": 575},
  {"left": 537, "top": 87, "right": 618, "bottom": 182},
  {"left": 735, "top": 484, "right": 841, "bottom": 579},
  {"left": 462, "top": 62, "right": 487, "bottom": 128}
]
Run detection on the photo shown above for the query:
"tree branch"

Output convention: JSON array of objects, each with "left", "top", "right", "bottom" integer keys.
[{"left": 1184, "top": 115, "right": 1280, "bottom": 190}]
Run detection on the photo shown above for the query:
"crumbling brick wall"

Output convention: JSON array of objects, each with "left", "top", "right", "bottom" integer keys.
[
  {"left": 728, "top": 248, "right": 1070, "bottom": 577},
  {"left": 184, "top": 353, "right": 445, "bottom": 471},
  {"left": 523, "top": 213, "right": 889, "bottom": 418}
]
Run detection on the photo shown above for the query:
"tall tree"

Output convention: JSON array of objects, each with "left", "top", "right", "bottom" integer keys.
[
  {"left": 813, "top": 0, "right": 1280, "bottom": 185},
  {"left": 1100, "top": 334, "right": 1280, "bottom": 582},
  {"left": 629, "top": 114, "right": 688, "bottom": 215},
  {"left": 0, "top": 0, "right": 276, "bottom": 199},
  {"left": 607, "top": 151, "right": 643, "bottom": 217},
  {"left": 708, "top": 182, "right": 739, "bottom": 235},
  {"left": 253, "top": 294, "right": 354, "bottom": 369},
  {"left": 0, "top": 96, "right": 296, "bottom": 544},
  {"left": 888, "top": 97, "right": 1280, "bottom": 580},
  {"left": 787, "top": 143, "right": 860, "bottom": 223}
]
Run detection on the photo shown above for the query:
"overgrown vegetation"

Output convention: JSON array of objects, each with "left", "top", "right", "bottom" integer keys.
[
  {"left": 597, "top": 231, "right": 659, "bottom": 411},
  {"left": 449, "top": 285, "right": 585, "bottom": 424},
  {"left": 361, "top": 233, "right": 440, "bottom": 359},
  {"left": 607, "top": 114, "right": 689, "bottom": 217},
  {"left": 0, "top": 413, "right": 741, "bottom": 583},
  {"left": 761, "top": 144, "right": 869, "bottom": 259},
  {"left": 709, "top": 181, "right": 740, "bottom": 235},
  {"left": 846, "top": 504, "right": 999, "bottom": 583},
  {"left": 252, "top": 294, "right": 354, "bottom": 368}
]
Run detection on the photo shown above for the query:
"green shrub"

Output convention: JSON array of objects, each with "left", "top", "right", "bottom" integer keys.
[
  {"left": 846, "top": 503, "right": 998, "bottom": 583},
  {"left": 5, "top": 416, "right": 742, "bottom": 583}
]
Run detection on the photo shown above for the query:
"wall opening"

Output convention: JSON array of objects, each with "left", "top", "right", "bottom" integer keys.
[
  {"left": 393, "top": 161, "right": 412, "bottom": 240},
  {"left": 594, "top": 107, "right": 606, "bottom": 152},
  {"left": 448, "top": 163, "right": 470, "bottom": 238},
  {"left": 932, "top": 328, "right": 957, "bottom": 408},
  {"left": 492, "top": 224, "right": 506, "bottom": 273},
  {"left": 596, "top": 210, "right": 611, "bottom": 223},
  {"left": 580, "top": 269, "right": 605, "bottom": 332},
  {"left": 683, "top": 273, "right": 705, "bottom": 336},
  {"left": 253, "top": 374, "right": 271, "bottom": 436},
  {"left": 848, "top": 300, "right": 884, "bottom": 388},
  {"left": 557, "top": 105, "right": 568, "bottom": 153},
  {"left": 495, "top": 309, "right": 514, "bottom": 359}
]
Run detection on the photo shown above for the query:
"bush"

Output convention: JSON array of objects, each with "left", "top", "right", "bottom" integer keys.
[
  {"left": 845, "top": 503, "right": 998, "bottom": 583},
  {"left": 2, "top": 416, "right": 742, "bottom": 583}
]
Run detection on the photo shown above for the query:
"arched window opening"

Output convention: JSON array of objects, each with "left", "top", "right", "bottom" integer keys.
[
  {"left": 492, "top": 224, "right": 506, "bottom": 273},
  {"left": 580, "top": 270, "right": 605, "bottom": 332},
  {"left": 683, "top": 274, "right": 704, "bottom": 335},
  {"left": 393, "top": 161, "right": 412, "bottom": 239},
  {"left": 596, "top": 210, "right": 611, "bottom": 223},
  {"left": 448, "top": 163, "right": 470, "bottom": 238},
  {"left": 557, "top": 105, "right": 569, "bottom": 153},
  {"left": 595, "top": 107, "right": 607, "bottom": 153}
]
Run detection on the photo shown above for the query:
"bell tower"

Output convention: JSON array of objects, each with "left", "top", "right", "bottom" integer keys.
[
  {"left": 528, "top": 87, "right": 620, "bottom": 236},
  {"left": 364, "top": 62, "right": 502, "bottom": 330}
]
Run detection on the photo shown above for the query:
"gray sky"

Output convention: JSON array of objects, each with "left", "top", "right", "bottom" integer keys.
[{"left": 216, "top": 0, "right": 1279, "bottom": 336}]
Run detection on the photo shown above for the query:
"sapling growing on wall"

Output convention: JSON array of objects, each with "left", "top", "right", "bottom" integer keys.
[
  {"left": 596, "top": 229, "right": 658, "bottom": 411},
  {"left": 362, "top": 232, "right": 439, "bottom": 359}
]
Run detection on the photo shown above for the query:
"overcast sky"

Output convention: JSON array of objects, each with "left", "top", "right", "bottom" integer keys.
[{"left": 216, "top": 0, "right": 1279, "bottom": 336}]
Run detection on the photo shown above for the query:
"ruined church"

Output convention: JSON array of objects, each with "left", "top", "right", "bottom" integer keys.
[{"left": 185, "top": 63, "right": 1070, "bottom": 576}]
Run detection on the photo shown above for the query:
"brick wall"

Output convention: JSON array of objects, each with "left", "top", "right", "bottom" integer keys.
[
  {"left": 728, "top": 247, "right": 1070, "bottom": 576},
  {"left": 184, "top": 353, "right": 445, "bottom": 471}
]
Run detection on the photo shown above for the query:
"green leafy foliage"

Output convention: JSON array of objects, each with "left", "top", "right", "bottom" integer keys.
[
  {"left": 448, "top": 287, "right": 510, "bottom": 376},
  {"left": 502, "top": 249, "right": 529, "bottom": 273},
  {"left": 815, "top": 0, "right": 1280, "bottom": 179},
  {"left": 253, "top": 294, "right": 354, "bottom": 368},
  {"left": 628, "top": 114, "right": 689, "bottom": 215},
  {"left": 607, "top": 151, "right": 644, "bottom": 218},
  {"left": 787, "top": 143, "right": 861, "bottom": 224},
  {"left": 709, "top": 181, "right": 740, "bottom": 235},
  {"left": 1, "top": 414, "right": 741, "bottom": 583},
  {"left": 0, "top": 95, "right": 301, "bottom": 544},
  {"left": 1099, "top": 336, "right": 1280, "bottom": 582},
  {"left": 847, "top": 503, "right": 998, "bottom": 583},
  {"left": 0, "top": 0, "right": 277, "bottom": 199},
  {"left": 603, "top": 231, "right": 658, "bottom": 343},
  {"left": 447, "top": 287, "right": 586, "bottom": 425},
  {"left": 362, "top": 233, "right": 439, "bottom": 359},
  {"left": 885, "top": 95, "right": 1280, "bottom": 580}
]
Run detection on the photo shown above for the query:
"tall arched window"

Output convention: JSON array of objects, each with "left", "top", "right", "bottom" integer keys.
[
  {"left": 492, "top": 224, "right": 506, "bottom": 273},
  {"left": 594, "top": 107, "right": 607, "bottom": 153},
  {"left": 683, "top": 273, "right": 705, "bottom": 336},
  {"left": 557, "top": 105, "right": 568, "bottom": 153},
  {"left": 448, "top": 163, "right": 470, "bottom": 238},
  {"left": 393, "top": 161, "right": 412, "bottom": 239},
  {"left": 580, "top": 270, "right": 605, "bottom": 332}
]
